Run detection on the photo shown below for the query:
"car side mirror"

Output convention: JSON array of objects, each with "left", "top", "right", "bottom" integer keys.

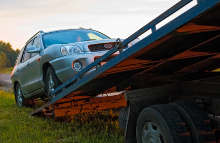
[{"left": 27, "top": 45, "right": 41, "bottom": 53}]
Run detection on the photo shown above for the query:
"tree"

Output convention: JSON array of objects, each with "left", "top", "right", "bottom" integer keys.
[
  {"left": 0, "top": 41, "right": 20, "bottom": 67},
  {"left": 0, "top": 51, "right": 8, "bottom": 70}
]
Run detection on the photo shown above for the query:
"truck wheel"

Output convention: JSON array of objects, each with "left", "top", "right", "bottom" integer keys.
[
  {"left": 15, "top": 83, "right": 25, "bottom": 107},
  {"left": 119, "top": 106, "right": 129, "bottom": 130},
  {"left": 169, "top": 101, "right": 216, "bottom": 143},
  {"left": 45, "top": 66, "right": 61, "bottom": 98},
  {"left": 136, "top": 104, "right": 191, "bottom": 143}
]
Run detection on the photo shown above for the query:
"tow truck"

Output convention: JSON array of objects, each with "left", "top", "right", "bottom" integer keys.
[{"left": 31, "top": 0, "right": 220, "bottom": 142}]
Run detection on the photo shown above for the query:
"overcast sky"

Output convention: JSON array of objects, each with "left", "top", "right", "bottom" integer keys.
[{"left": 0, "top": 0, "right": 191, "bottom": 50}]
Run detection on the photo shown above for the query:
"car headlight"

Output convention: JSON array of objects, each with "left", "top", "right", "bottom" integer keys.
[
  {"left": 61, "top": 46, "right": 82, "bottom": 56},
  {"left": 128, "top": 38, "right": 140, "bottom": 48}
]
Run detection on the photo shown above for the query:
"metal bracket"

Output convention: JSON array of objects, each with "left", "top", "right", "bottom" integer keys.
[{"left": 116, "top": 38, "right": 123, "bottom": 53}]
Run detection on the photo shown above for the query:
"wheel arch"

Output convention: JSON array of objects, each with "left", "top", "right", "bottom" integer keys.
[
  {"left": 13, "top": 81, "right": 19, "bottom": 94},
  {"left": 42, "top": 62, "right": 52, "bottom": 84}
]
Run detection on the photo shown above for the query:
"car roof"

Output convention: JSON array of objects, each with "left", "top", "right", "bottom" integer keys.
[
  {"left": 25, "top": 28, "right": 106, "bottom": 44},
  {"left": 25, "top": 28, "right": 111, "bottom": 46},
  {"left": 44, "top": 28, "right": 91, "bottom": 34}
]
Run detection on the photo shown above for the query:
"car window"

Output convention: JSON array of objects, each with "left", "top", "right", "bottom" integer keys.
[
  {"left": 15, "top": 48, "right": 24, "bottom": 66},
  {"left": 31, "top": 36, "right": 40, "bottom": 57},
  {"left": 42, "top": 29, "right": 110, "bottom": 49},
  {"left": 33, "top": 36, "right": 40, "bottom": 48},
  {"left": 87, "top": 33, "right": 102, "bottom": 40},
  {"left": 21, "top": 41, "right": 32, "bottom": 63}
]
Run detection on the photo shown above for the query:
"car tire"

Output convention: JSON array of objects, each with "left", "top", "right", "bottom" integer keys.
[
  {"left": 15, "top": 83, "right": 25, "bottom": 107},
  {"left": 169, "top": 101, "right": 216, "bottom": 143},
  {"left": 136, "top": 104, "right": 191, "bottom": 143},
  {"left": 45, "top": 66, "right": 61, "bottom": 99}
]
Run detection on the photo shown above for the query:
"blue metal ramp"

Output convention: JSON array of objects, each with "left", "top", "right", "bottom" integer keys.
[{"left": 50, "top": 0, "right": 220, "bottom": 106}]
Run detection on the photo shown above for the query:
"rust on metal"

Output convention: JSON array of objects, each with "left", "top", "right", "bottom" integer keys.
[
  {"left": 52, "top": 93, "right": 127, "bottom": 117},
  {"left": 30, "top": 93, "right": 127, "bottom": 117}
]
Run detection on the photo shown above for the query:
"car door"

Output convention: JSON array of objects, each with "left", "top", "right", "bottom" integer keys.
[
  {"left": 28, "top": 36, "right": 43, "bottom": 91},
  {"left": 19, "top": 37, "right": 42, "bottom": 96}
]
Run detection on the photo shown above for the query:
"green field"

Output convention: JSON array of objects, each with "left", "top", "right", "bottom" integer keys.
[
  {"left": 0, "top": 90, "right": 124, "bottom": 143},
  {"left": 0, "top": 67, "right": 13, "bottom": 74}
]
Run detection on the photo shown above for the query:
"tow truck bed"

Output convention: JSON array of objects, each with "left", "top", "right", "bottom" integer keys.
[
  {"left": 51, "top": 0, "right": 220, "bottom": 103},
  {"left": 31, "top": 0, "right": 220, "bottom": 119},
  {"left": 30, "top": 1, "right": 220, "bottom": 142}
]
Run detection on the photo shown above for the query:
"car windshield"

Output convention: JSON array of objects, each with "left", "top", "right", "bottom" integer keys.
[{"left": 42, "top": 29, "right": 110, "bottom": 48}]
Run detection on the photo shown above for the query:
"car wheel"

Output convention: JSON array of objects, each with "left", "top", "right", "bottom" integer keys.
[
  {"left": 15, "top": 83, "right": 25, "bottom": 107},
  {"left": 136, "top": 104, "right": 191, "bottom": 143},
  {"left": 45, "top": 66, "right": 61, "bottom": 98}
]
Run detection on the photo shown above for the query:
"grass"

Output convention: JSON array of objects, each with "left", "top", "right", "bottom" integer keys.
[
  {"left": 0, "top": 90, "right": 124, "bottom": 143},
  {"left": 0, "top": 67, "right": 13, "bottom": 74}
]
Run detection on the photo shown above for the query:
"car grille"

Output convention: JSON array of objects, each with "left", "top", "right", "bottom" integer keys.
[{"left": 88, "top": 42, "right": 116, "bottom": 52}]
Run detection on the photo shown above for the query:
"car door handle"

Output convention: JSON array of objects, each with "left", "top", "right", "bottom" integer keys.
[
  {"left": 26, "top": 62, "right": 29, "bottom": 66},
  {"left": 16, "top": 69, "right": 20, "bottom": 72}
]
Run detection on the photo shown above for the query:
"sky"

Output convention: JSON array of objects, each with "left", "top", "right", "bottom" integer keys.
[{"left": 0, "top": 0, "right": 195, "bottom": 50}]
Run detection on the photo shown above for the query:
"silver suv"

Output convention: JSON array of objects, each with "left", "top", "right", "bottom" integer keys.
[{"left": 11, "top": 29, "right": 121, "bottom": 106}]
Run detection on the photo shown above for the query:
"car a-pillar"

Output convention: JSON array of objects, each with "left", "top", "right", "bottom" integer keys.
[{"left": 119, "top": 84, "right": 216, "bottom": 143}]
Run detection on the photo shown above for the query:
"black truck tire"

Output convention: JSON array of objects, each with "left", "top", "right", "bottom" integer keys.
[
  {"left": 119, "top": 106, "right": 129, "bottom": 130},
  {"left": 169, "top": 101, "right": 216, "bottom": 143},
  {"left": 136, "top": 104, "right": 191, "bottom": 143}
]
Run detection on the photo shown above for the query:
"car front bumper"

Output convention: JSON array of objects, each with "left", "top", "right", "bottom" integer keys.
[{"left": 49, "top": 51, "right": 107, "bottom": 83}]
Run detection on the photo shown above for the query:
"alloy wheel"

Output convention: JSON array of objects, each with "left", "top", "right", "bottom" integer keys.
[
  {"left": 48, "top": 74, "right": 55, "bottom": 93},
  {"left": 17, "top": 86, "right": 23, "bottom": 106}
]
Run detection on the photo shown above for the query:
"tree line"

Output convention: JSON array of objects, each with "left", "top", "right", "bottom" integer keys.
[{"left": 0, "top": 41, "right": 20, "bottom": 69}]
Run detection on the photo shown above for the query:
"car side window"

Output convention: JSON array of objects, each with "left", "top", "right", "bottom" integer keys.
[
  {"left": 31, "top": 36, "right": 40, "bottom": 57},
  {"left": 21, "top": 41, "right": 32, "bottom": 63},
  {"left": 15, "top": 48, "right": 24, "bottom": 66}
]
